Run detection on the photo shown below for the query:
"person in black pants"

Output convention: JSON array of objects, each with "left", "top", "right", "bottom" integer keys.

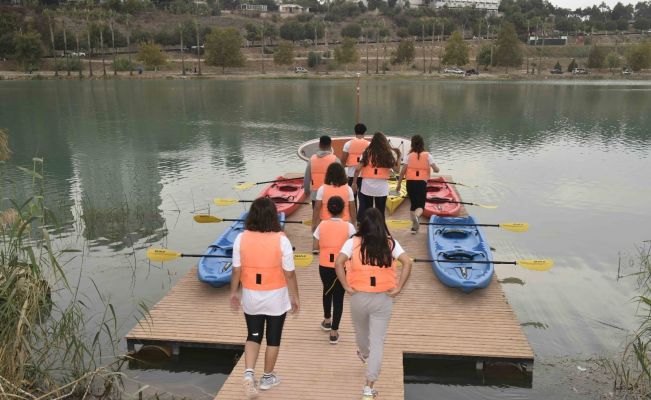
[
  {"left": 313, "top": 196, "right": 356, "bottom": 344},
  {"left": 396, "top": 135, "right": 439, "bottom": 233}
]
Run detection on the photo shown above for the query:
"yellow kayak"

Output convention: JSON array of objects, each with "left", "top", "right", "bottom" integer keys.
[{"left": 386, "top": 179, "right": 407, "bottom": 215}]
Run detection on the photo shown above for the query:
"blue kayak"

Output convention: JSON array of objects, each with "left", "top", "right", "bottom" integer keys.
[
  {"left": 427, "top": 215, "right": 494, "bottom": 293},
  {"left": 198, "top": 212, "right": 286, "bottom": 288}
]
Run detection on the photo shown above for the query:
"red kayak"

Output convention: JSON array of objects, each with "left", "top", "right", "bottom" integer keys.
[
  {"left": 422, "top": 177, "right": 462, "bottom": 217},
  {"left": 257, "top": 176, "right": 306, "bottom": 216}
]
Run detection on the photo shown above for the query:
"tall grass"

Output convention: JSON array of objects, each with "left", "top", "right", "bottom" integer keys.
[
  {"left": 0, "top": 129, "right": 126, "bottom": 398},
  {"left": 603, "top": 242, "right": 651, "bottom": 398}
]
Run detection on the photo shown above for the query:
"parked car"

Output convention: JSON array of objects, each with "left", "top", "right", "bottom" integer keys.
[
  {"left": 294, "top": 66, "right": 308, "bottom": 73},
  {"left": 70, "top": 51, "right": 86, "bottom": 57},
  {"left": 550, "top": 68, "right": 563, "bottom": 74},
  {"left": 622, "top": 67, "right": 632, "bottom": 75},
  {"left": 465, "top": 69, "right": 478, "bottom": 76},
  {"left": 572, "top": 67, "right": 588, "bottom": 75},
  {"left": 442, "top": 67, "right": 465, "bottom": 75}
]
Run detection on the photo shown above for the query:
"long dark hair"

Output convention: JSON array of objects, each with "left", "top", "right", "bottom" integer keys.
[
  {"left": 361, "top": 132, "right": 396, "bottom": 169},
  {"left": 245, "top": 198, "right": 281, "bottom": 232},
  {"left": 324, "top": 162, "right": 347, "bottom": 186},
  {"left": 410, "top": 135, "right": 425, "bottom": 159},
  {"left": 355, "top": 208, "right": 394, "bottom": 267}
]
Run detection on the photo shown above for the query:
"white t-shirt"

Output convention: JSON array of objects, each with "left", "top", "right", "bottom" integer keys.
[
  {"left": 232, "top": 232, "right": 295, "bottom": 316},
  {"left": 315, "top": 185, "right": 355, "bottom": 202},
  {"left": 401, "top": 152, "right": 436, "bottom": 166},
  {"left": 358, "top": 154, "right": 392, "bottom": 197},
  {"left": 339, "top": 237, "right": 405, "bottom": 260},
  {"left": 313, "top": 218, "right": 357, "bottom": 240}
]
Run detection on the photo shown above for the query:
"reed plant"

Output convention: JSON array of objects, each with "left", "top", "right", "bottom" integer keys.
[
  {"left": 0, "top": 129, "right": 126, "bottom": 398},
  {"left": 603, "top": 242, "right": 651, "bottom": 398}
]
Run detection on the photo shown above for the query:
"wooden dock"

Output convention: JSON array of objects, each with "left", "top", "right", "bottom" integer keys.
[{"left": 126, "top": 176, "right": 534, "bottom": 399}]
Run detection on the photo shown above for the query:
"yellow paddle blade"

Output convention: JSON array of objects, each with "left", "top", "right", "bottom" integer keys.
[
  {"left": 477, "top": 203, "right": 498, "bottom": 209},
  {"left": 385, "top": 219, "right": 412, "bottom": 229},
  {"left": 193, "top": 215, "right": 223, "bottom": 223},
  {"left": 213, "top": 198, "right": 240, "bottom": 206},
  {"left": 301, "top": 220, "right": 313, "bottom": 227},
  {"left": 294, "top": 253, "right": 313, "bottom": 267},
  {"left": 500, "top": 223, "right": 529, "bottom": 233},
  {"left": 516, "top": 259, "right": 554, "bottom": 271},
  {"left": 147, "top": 248, "right": 182, "bottom": 262},
  {"left": 234, "top": 182, "right": 256, "bottom": 190}
]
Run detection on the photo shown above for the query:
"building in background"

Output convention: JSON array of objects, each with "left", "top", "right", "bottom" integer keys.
[{"left": 433, "top": 0, "right": 500, "bottom": 13}]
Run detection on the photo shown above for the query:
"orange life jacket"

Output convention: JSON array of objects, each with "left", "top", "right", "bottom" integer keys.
[
  {"left": 347, "top": 237, "right": 397, "bottom": 292},
  {"left": 361, "top": 161, "right": 391, "bottom": 179},
  {"left": 240, "top": 231, "right": 287, "bottom": 291},
  {"left": 311, "top": 154, "right": 338, "bottom": 192},
  {"left": 318, "top": 219, "right": 351, "bottom": 268},
  {"left": 405, "top": 151, "right": 431, "bottom": 180},
  {"left": 320, "top": 184, "right": 351, "bottom": 221},
  {"left": 346, "top": 138, "right": 370, "bottom": 167}
]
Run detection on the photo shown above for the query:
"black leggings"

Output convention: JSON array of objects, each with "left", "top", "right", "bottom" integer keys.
[
  {"left": 319, "top": 266, "right": 344, "bottom": 330},
  {"left": 357, "top": 192, "right": 387, "bottom": 223},
  {"left": 348, "top": 177, "right": 362, "bottom": 208},
  {"left": 406, "top": 180, "right": 427, "bottom": 211},
  {"left": 244, "top": 313, "right": 287, "bottom": 346}
]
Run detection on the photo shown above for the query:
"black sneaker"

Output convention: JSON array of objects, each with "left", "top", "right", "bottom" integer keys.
[
  {"left": 329, "top": 333, "right": 339, "bottom": 344},
  {"left": 320, "top": 320, "right": 331, "bottom": 331}
]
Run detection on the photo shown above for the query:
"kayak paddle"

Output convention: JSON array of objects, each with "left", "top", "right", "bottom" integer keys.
[
  {"left": 214, "top": 197, "right": 309, "bottom": 206},
  {"left": 426, "top": 196, "right": 497, "bottom": 209},
  {"left": 193, "top": 214, "right": 312, "bottom": 226},
  {"left": 234, "top": 177, "right": 304, "bottom": 190},
  {"left": 411, "top": 258, "right": 553, "bottom": 271},
  {"left": 147, "top": 248, "right": 313, "bottom": 267},
  {"left": 385, "top": 220, "right": 528, "bottom": 233}
]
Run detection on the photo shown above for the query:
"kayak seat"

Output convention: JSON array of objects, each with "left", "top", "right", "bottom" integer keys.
[
  {"left": 276, "top": 185, "right": 300, "bottom": 192},
  {"left": 426, "top": 186, "right": 443, "bottom": 193},
  {"left": 426, "top": 197, "right": 448, "bottom": 203},
  {"left": 438, "top": 229, "right": 471, "bottom": 240}
]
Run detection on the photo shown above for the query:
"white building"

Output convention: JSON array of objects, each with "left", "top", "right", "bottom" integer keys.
[
  {"left": 434, "top": 0, "right": 499, "bottom": 13},
  {"left": 279, "top": 4, "right": 309, "bottom": 14}
]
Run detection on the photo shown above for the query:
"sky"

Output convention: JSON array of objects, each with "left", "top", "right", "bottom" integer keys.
[{"left": 547, "top": 0, "right": 639, "bottom": 9}]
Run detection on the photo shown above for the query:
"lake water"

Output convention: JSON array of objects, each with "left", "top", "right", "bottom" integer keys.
[{"left": 2, "top": 79, "right": 650, "bottom": 399}]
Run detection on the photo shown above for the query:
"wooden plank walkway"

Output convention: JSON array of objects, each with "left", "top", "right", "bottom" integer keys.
[{"left": 126, "top": 175, "right": 533, "bottom": 399}]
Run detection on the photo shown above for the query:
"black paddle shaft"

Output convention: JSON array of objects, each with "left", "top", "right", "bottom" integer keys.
[
  {"left": 413, "top": 258, "right": 515, "bottom": 265},
  {"left": 427, "top": 197, "right": 475, "bottom": 206},
  {"left": 220, "top": 218, "right": 305, "bottom": 224},
  {"left": 421, "top": 222, "right": 499, "bottom": 227}
]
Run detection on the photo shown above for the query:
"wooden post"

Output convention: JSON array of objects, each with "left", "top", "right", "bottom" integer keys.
[
  {"left": 422, "top": 23, "right": 426, "bottom": 74},
  {"left": 355, "top": 73, "right": 360, "bottom": 124},
  {"left": 195, "top": 20, "right": 202, "bottom": 75},
  {"left": 180, "top": 23, "right": 185, "bottom": 75},
  {"left": 261, "top": 22, "right": 265, "bottom": 74}
]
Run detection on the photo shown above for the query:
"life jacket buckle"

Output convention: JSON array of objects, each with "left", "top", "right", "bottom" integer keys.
[
  {"left": 256, "top": 273, "right": 262, "bottom": 285},
  {"left": 370, "top": 276, "right": 376, "bottom": 287}
]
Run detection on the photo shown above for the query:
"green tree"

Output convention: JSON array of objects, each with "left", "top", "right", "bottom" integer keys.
[
  {"left": 245, "top": 23, "right": 261, "bottom": 45},
  {"left": 334, "top": 37, "right": 359, "bottom": 72},
  {"left": 280, "top": 20, "right": 305, "bottom": 43},
  {"left": 493, "top": 22, "right": 522, "bottom": 72},
  {"left": 477, "top": 45, "right": 492, "bottom": 70},
  {"left": 587, "top": 44, "right": 607, "bottom": 68},
  {"left": 626, "top": 41, "right": 651, "bottom": 71},
  {"left": 341, "top": 23, "right": 362, "bottom": 39},
  {"left": 274, "top": 41, "right": 295, "bottom": 66},
  {"left": 391, "top": 39, "right": 415, "bottom": 69},
  {"left": 14, "top": 31, "right": 44, "bottom": 72},
  {"left": 605, "top": 51, "right": 621, "bottom": 74},
  {"left": 137, "top": 41, "right": 166, "bottom": 71},
  {"left": 307, "top": 51, "right": 321, "bottom": 68},
  {"left": 205, "top": 27, "right": 246, "bottom": 73},
  {"left": 441, "top": 30, "right": 468, "bottom": 66}
]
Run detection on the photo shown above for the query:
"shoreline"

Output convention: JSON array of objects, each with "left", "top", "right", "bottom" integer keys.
[{"left": 2, "top": 70, "right": 650, "bottom": 82}]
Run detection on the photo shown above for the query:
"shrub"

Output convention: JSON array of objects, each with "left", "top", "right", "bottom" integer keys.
[
  {"left": 113, "top": 58, "right": 133, "bottom": 71},
  {"left": 341, "top": 23, "right": 362, "bottom": 39},
  {"left": 55, "top": 57, "right": 82, "bottom": 72},
  {"left": 567, "top": 58, "right": 578, "bottom": 72},
  {"left": 307, "top": 51, "right": 321, "bottom": 68},
  {"left": 626, "top": 42, "right": 651, "bottom": 71},
  {"left": 587, "top": 45, "right": 607, "bottom": 68}
]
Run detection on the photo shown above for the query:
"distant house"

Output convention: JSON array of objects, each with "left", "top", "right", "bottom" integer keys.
[
  {"left": 433, "top": 0, "right": 499, "bottom": 13},
  {"left": 279, "top": 4, "right": 308, "bottom": 14},
  {"left": 240, "top": 3, "right": 268, "bottom": 12}
]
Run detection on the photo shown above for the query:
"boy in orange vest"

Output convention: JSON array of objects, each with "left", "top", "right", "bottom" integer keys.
[
  {"left": 303, "top": 135, "right": 340, "bottom": 207},
  {"left": 341, "top": 123, "right": 369, "bottom": 205},
  {"left": 313, "top": 196, "right": 356, "bottom": 344}
]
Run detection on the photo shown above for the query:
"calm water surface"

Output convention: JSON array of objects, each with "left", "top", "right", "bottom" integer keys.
[{"left": 1, "top": 79, "right": 650, "bottom": 399}]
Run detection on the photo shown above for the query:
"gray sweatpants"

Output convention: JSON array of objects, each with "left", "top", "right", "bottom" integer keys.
[{"left": 349, "top": 292, "right": 393, "bottom": 382}]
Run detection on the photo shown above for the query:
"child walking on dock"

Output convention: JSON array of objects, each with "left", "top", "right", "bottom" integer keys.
[
  {"left": 230, "top": 198, "right": 300, "bottom": 398},
  {"left": 313, "top": 195, "right": 357, "bottom": 344},
  {"left": 352, "top": 132, "right": 401, "bottom": 222},
  {"left": 335, "top": 208, "right": 412, "bottom": 400},
  {"left": 341, "top": 123, "right": 370, "bottom": 205},
  {"left": 396, "top": 134, "right": 439, "bottom": 233},
  {"left": 312, "top": 162, "right": 357, "bottom": 228}
]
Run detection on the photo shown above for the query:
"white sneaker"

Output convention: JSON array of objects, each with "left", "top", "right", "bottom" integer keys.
[
  {"left": 362, "top": 385, "right": 378, "bottom": 399},
  {"left": 410, "top": 213, "right": 420, "bottom": 234},
  {"left": 243, "top": 373, "right": 258, "bottom": 398},
  {"left": 259, "top": 373, "right": 281, "bottom": 390}
]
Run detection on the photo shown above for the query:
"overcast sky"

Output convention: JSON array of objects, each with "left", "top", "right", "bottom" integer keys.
[{"left": 547, "top": 0, "right": 638, "bottom": 10}]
